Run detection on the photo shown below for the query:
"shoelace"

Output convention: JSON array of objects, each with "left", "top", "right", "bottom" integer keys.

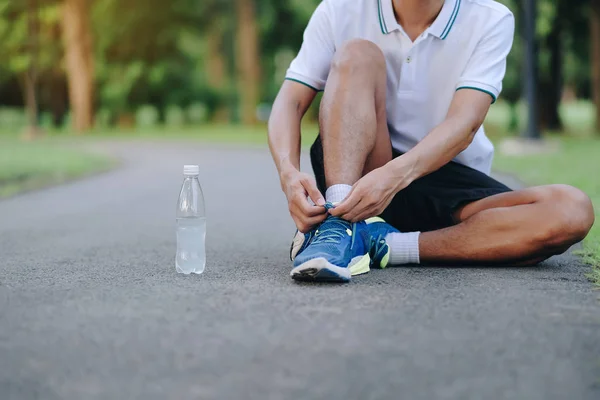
[
  {"left": 312, "top": 217, "right": 352, "bottom": 244},
  {"left": 369, "top": 234, "right": 388, "bottom": 260},
  {"left": 323, "top": 202, "right": 336, "bottom": 211}
]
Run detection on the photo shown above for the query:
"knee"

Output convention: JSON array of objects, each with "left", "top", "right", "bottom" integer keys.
[
  {"left": 536, "top": 184, "right": 595, "bottom": 250},
  {"left": 330, "top": 39, "right": 386, "bottom": 76}
]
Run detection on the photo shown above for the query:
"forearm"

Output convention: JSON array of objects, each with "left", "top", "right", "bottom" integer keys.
[
  {"left": 388, "top": 115, "right": 481, "bottom": 186},
  {"left": 268, "top": 104, "right": 302, "bottom": 179},
  {"left": 268, "top": 82, "right": 316, "bottom": 181}
]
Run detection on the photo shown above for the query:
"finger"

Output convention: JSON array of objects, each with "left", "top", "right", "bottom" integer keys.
[
  {"left": 305, "top": 213, "right": 327, "bottom": 229},
  {"left": 352, "top": 196, "right": 389, "bottom": 222},
  {"left": 290, "top": 215, "right": 303, "bottom": 232},
  {"left": 343, "top": 195, "right": 378, "bottom": 222},
  {"left": 297, "top": 213, "right": 327, "bottom": 233},
  {"left": 291, "top": 212, "right": 309, "bottom": 233},
  {"left": 340, "top": 199, "right": 368, "bottom": 222},
  {"left": 299, "top": 200, "right": 328, "bottom": 217},
  {"left": 293, "top": 192, "right": 326, "bottom": 217},
  {"left": 301, "top": 177, "right": 325, "bottom": 207},
  {"left": 330, "top": 188, "right": 361, "bottom": 217},
  {"left": 352, "top": 208, "right": 377, "bottom": 223}
]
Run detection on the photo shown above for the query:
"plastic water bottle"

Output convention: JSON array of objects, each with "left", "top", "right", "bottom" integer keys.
[{"left": 176, "top": 165, "right": 206, "bottom": 274}]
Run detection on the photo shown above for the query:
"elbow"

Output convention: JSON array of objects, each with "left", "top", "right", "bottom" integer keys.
[
  {"left": 461, "top": 116, "right": 484, "bottom": 151},
  {"left": 457, "top": 129, "right": 477, "bottom": 153},
  {"left": 460, "top": 129, "right": 477, "bottom": 152},
  {"left": 469, "top": 112, "right": 485, "bottom": 137}
]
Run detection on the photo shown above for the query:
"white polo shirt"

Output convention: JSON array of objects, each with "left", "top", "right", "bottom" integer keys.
[{"left": 286, "top": 0, "right": 515, "bottom": 174}]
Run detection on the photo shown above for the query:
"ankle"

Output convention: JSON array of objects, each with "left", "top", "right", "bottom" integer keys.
[
  {"left": 325, "top": 184, "right": 352, "bottom": 203},
  {"left": 386, "top": 232, "right": 420, "bottom": 264}
]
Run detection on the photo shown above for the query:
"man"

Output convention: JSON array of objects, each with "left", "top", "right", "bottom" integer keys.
[{"left": 267, "top": 0, "right": 595, "bottom": 282}]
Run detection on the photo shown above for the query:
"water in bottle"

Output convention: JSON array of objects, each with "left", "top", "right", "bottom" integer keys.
[{"left": 176, "top": 165, "right": 206, "bottom": 274}]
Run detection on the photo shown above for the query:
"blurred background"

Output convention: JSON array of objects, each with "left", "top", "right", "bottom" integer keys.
[
  {"left": 0, "top": 0, "right": 599, "bottom": 282},
  {"left": 0, "top": 0, "right": 597, "bottom": 135}
]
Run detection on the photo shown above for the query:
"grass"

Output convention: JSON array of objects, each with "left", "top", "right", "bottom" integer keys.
[
  {"left": 0, "top": 123, "right": 300, "bottom": 200},
  {"left": 84, "top": 123, "right": 321, "bottom": 147},
  {"left": 493, "top": 136, "right": 600, "bottom": 285},
  {"left": 0, "top": 137, "right": 114, "bottom": 198},
  {"left": 485, "top": 100, "right": 597, "bottom": 136}
]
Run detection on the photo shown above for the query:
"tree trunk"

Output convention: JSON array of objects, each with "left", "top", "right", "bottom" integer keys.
[
  {"left": 206, "top": 25, "right": 229, "bottom": 122},
  {"left": 235, "top": 0, "right": 261, "bottom": 124},
  {"left": 508, "top": 102, "right": 519, "bottom": 132},
  {"left": 207, "top": 27, "right": 226, "bottom": 89},
  {"left": 62, "top": 0, "right": 94, "bottom": 133},
  {"left": 22, "top": 0, "right": 43, "bottom": 140},
  {"left": 591, "top": 0, "right": 600, "bottom": 133},
  {"left": 537, "top": 21, "right": 563, "bottom": 131},
  {"left": 23, "top": 72, "right": 39, "bottom": 139},
  {"left": 49, "top": 71, "right": 68, "bottom": 127}
]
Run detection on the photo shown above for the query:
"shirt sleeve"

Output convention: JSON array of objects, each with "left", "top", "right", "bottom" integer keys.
[
  {"left": 285, "top": 1, "right": 335, "bottom": 91},
  {"left": 456, "top": 13, "right": 515, "bottom": 103}
]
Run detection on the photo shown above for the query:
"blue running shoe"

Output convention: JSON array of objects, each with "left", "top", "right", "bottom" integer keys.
[
  {"left": 289, "top": 201, "right": 337, "bottom": 261},
  {"left": 365, "top": 217, "right": 400, "bottom": 269},
  {"left": 291, "top": 216, "right": 371, "bottom": 282},
  {"left": 289, "top": 229, "right": 316, "bottom": 261}
]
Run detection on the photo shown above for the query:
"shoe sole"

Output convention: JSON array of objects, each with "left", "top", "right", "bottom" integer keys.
[{"left": 290, "top": 254, "right": 371, "bottom": 283}]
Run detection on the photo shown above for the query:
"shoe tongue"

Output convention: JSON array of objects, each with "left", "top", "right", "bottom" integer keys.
[{"left": 323, "top": 216, "right": 351, "bottom": 229}]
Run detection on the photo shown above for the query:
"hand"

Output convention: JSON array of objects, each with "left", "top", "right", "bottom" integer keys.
[
  {"left": 329, "top": 165, "right": 410, "bottom": 222},
  {"left": 281, "top": 168, "right": 327, "bottom": 233}
]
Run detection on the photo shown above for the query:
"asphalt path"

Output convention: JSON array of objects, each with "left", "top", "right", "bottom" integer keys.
[{"left": 1, "top": 141, "right": 599, "bottom": 400}]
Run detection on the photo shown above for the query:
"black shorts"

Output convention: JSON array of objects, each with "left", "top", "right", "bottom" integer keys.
[{"left": 310, "top": 136, "right": 512, "bottom": 232}]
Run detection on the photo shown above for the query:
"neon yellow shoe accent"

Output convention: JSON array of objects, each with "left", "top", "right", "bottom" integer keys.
[
  {"left": 349, "top": 253, "right": 371, "bottom": 276},
  {"left": 365, "top": 217, "right": 385, "bottom": 224},
  {"left": 381, "top": 252, "right": 390, "bottom": 269}
]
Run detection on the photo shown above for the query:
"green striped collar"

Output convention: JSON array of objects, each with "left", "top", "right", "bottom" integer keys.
[
  {"left": 428, "top": 0, "right": 461, "bottom": 40},
  {"left": 377, "top": 0, "right": 461, "bottom": 40},
  {"left": 376, "top": 0, "right": 397, "bottom": 34}
]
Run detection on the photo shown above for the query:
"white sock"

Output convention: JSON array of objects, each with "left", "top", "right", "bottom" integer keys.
[
  {"left": 385, "top": 232, "right": 421, "bottom": 265},
  {"left": 325, "top": 184, "right": 352, "bottom": 204}
]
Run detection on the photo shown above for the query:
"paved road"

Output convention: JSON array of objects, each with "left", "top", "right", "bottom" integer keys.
[{"left": 1, "top": 141, "right": 599, "bottom": 400}]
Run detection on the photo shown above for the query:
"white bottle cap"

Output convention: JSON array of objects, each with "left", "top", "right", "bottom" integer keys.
[{"left": 183, "top": 165, "right": 200, "bottom": 176}]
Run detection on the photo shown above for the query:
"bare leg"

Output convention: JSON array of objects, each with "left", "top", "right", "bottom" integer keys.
[
  {"left": 419, "top": 184, "right": 595, "bottom": 265},
  {"left": 318, "top": 43, "right": 595, "bottom": 267},
  {"left": 319, "top": 39, "right": 392, "bottom": 188}
]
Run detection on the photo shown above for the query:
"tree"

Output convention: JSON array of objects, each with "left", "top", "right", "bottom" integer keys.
[
  {"left": 235, "top": 0, "right": 261, "bottom": 124},
  {"left": 199, "top": 0, "right": 235, "bottom": 121},
  {"left": 23, "top": 0, "right": 41, "bottom": 138},
  {"left": 205, "top": 23, "right": 231, "bottom": 121},
  {"left": 0, "top": 0, "right": 62, "bottom": 134},
  {"left": 62, "top": 0, "right": 94, "bottom": 132},
  {"left": 592, "top": 0, "right": 600, "bottom": 132},
  {"left": 536, "top": 0, "right": 564, "bottom": 131}
]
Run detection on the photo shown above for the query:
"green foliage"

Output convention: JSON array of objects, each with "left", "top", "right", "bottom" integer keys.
[
  {"left": 164, "top": 105, "right": 186, "bottom": 127},
  {"left": 0, "top": 107, "right": 27, "bottom": 130},
  {"left": 135, "top": 105, "right": 160, "bottom": 128},
  {"left": 0, "top": 0, "right": 62, "bottom": 77},
  {"left": 96, "top": 62, "right": 144, "bottom": 114},
  {"left": 96, "top": 108, "right": 114, "bottom": 128},
  {"left": 92, "top": 0, "right": 207, "bottom": 119},
  {"left": 187, "top": 102, "right": 209, "bottom": 124},
  {"left": 62, "top": 111, "right": 72, "bottom": 130},
  {"left": 486, "top": 100, "right": 596, "bottom": 134},
  {"left": 0, "top": 0, "right": 597, "bottom": 129},
  {"left": 39, "top": 111, "right": 54, "bottom": 129}
]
